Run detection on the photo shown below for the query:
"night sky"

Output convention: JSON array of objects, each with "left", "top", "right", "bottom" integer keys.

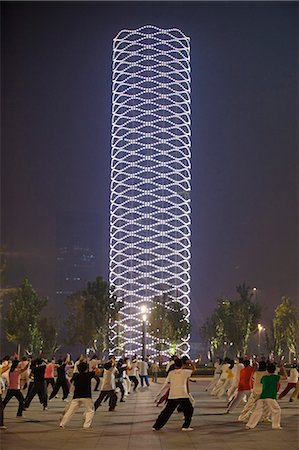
[{"left": 1, "top": 1, "right": 298, "bottom": 341}]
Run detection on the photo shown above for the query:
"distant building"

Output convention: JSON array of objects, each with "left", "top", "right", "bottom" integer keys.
[{"left": 55, "top": 212, "right": 100, "bottom": 307}]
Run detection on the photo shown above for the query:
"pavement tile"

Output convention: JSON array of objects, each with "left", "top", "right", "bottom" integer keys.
[{"left": 1, "top": 378, "right": 298, "bottom": 450}]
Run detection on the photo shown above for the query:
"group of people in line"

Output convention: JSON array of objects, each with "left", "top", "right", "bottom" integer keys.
[
  {"left": 206, "top": 356, "right": 299, "bottom": 429},
  {"left": 0, "top": 352, "right": 159, "bottom": 430},
  {"left": 0, "top": 351, "right": 298, "bottom": 432}
]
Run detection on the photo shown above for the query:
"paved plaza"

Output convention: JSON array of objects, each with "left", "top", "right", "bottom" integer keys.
[{"left": 1, "top": 378, "right": 298, "bottom": 450}]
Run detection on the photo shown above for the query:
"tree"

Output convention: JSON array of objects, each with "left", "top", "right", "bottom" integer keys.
[
  {"left": 65, "top": 276, "right": 122, "bottom": 355},
  {"left": 273, "top": 296, "right": 299, "bottom": 358},
  {"left": 40, "top": 316, "right": 60, "bottom": 358},
  {"left": 4, "top": 278, "right": 47, "bottom": 355},
  {"left": 148, "top": 293, "right": 191, "bottom": 355},
  {"left": 199, "top": 283, "right": 261, "bottom": 357}
]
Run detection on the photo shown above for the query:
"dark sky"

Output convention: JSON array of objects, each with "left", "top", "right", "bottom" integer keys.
[{"left": 1, "top": 1, "right": 298, "bottom": 339}]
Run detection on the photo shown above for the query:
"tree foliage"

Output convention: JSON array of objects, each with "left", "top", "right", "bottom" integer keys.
[
  {"left": 4, "top": 278, "right": 47, "bottom": 354},
  {"left": 148, "top": 293, "right": 191, "bottom": 355},
  {"left": 65, "top": 276, "right": 122, "bottom": 354},
  {"left": 200, "top": 283, "right": 261, "bottom": 357},
  {"left": 40, "top": 316, "right": 60, "bottom": 358},
  {"left": 273, "top": 296, "right": 299, "bottom": 357}
]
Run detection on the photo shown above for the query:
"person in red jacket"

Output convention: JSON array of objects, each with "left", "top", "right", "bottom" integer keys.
[{"left": 226, "top": 360, "right": 255, "bottom": 413}]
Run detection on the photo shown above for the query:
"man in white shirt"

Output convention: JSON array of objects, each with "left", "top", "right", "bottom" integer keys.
[{"left": 152, "top": 358, "right": 194, "bottom": 431}]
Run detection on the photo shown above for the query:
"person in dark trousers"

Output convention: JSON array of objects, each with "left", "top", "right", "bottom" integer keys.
[
  {"left": 94, "top": 360, "right": 118, "bottom": 411},
  {"left": 116, "top": 359, "right": 126, "bottom": 402},
  {"left": 49, "top": 354, "right": 71, "bottom": 401},
  {"left": 0, "top": 361, "right": 10, "bottom": 429},
  {"left": 3, "top": 359, "right": 29, "bottom": 416},
  {"left": 153, "top": 358, "right": 194, "bottom": 431},
  {"left": 127, "top": 357, "right": 139, "bottom": 391},
  {"left": 23, "top": 358, "right": 48, "bottom": 411}
]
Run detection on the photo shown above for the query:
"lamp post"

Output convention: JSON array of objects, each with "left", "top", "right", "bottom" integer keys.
[
  {"left": 140, "top": 305, "right": 147, "bottom": 359},
  {"left": 252, "top": 287, "right": 258, "bottom": 302},
  {"left": 258, "top": 323, "right": 264, "bottom": 355}
]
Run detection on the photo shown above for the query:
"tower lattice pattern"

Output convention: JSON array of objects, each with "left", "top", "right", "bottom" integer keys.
[{"left": 110, "top": 25, "right": 191, "bottom": 356}]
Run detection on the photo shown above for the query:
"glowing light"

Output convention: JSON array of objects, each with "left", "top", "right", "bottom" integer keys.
[{"left": 109, "top": 25, "right": 191, "bottom": 357}]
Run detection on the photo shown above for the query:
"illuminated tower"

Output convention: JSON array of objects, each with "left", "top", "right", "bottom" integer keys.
[{"left": 110, "top": 25, "right": 191, "bottom": 356}]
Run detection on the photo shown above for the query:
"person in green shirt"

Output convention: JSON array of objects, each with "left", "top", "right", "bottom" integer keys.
[{"left": 246, "top": 362, "right": 281, "bottom": 430}]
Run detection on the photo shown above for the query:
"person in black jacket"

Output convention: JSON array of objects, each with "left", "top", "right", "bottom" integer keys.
[
  {"left": 23, "top": 358, "right": 47, "bottom": 411},
  {"left": 49, "top": 354, "right": 71, "bottom": 402},
  {"left": 60, "top": 361, "right": 99, "bottom": 429}
]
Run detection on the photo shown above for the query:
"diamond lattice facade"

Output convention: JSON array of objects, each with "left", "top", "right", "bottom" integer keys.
[{"left": 109, "top": 25, "right": 191, "bottom": 356}]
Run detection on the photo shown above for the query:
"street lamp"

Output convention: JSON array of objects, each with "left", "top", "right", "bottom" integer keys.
[
  {"left": 252, "top": 287, "right": 258, "bottom": 302},
  {"left": 258, "top": 323, "right": 264, "bottom": 354},
  {"left": 140, "top": 305, "right": 147, "bottom": 359}
]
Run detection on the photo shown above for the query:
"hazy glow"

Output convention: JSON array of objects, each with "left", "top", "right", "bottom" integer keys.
[{"left": 109, "top": 25, "right": 191, "bottom": 356}]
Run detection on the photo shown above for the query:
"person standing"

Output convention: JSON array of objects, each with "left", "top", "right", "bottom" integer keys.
[
  {"left": 60, "top": 362, "right": 98, "bottom": 429},
  {"left": 45, "top": 359, "right": 57, "bottom": 394},
  {"left": 151, "top": 361, "right": 159, "bottom": 383},
  {"left": 23, "top": 358, "right": 48, "bottom": 411},
  {"left": 49, "top": 354, "right": 71, "bottom": 402},
  {"left": 206, "top": 358, "right": 222, "bottom": 393},
  {"left": 246, "top": 362, "right": 282, "bottom": 430},
  {"left": 128, "top": 356, "right": 139, "bottom": 391},
  {"left": 0, "top": 361, "right": 10, "bottom": 429},
  {"left": 115, "top": 359, "right": 126, "bottom": 402},
  {"left": 19, "top": 357, "right": 30, "bottom": 390},
  {"left": 138, "top": 358, "right": 149, "bottom": 387},
  {"left": 227, "top": 357, "right": 244, "bottom": 401},
  {"left": 3, "top": 359, "right": 30, "bottom": 417},
  {"left": 226, "top": 360, "right": 255, "bottom": 413},
  {"left": 278, "top": 364, "right": 298, "bottom": 400},
  {"left": 94, "top": 360, "right": 118, "bottom": 412},
  {"left": 153, "top": 358, "right": 194, "bottom": 431},
  {"left": 238, "top": 360, "right": 268, "bottom": 422}
]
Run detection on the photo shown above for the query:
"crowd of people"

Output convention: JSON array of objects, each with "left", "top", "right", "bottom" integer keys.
[{"left": 0, "top": 351, "right": 298, "bottom": 432}]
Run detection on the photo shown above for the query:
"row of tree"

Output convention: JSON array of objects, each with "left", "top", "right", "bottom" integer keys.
[
  {"left": 200, "top": 283, "right": 299, "bottom": 360},
  {"left": 1, "top": 277, "right": 298, "bottom": 360},
  {"left": 1, "top": 277, "right": 190, "bottom": 358}
]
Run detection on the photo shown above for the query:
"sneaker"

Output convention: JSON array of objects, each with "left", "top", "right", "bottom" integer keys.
[
  {"left": 245, "top": 426, "right": 253, "bottom": 430},
  {"left": 43, "top": 407, "right": 48, "bottom": 410},
  {"left": 273, "top": 426, "right": 283, "bottom": 430},
  {"left": 59, "top": 425, "right": 65, "bottom": 429},
  {"left": 109, "top": 408, "right": 115, "bottom": 411},
  {"left": 120, "top": 399, "right": 125, "bottom": 402},
  {"left": 182, "top": 427, "right": 194, "bottom": 432},
  {"left": 152, "top": 427, "right": 159, "bottom": 431},
  {"left": 0, "top": 426, "right": 7, "bottom": 430}
]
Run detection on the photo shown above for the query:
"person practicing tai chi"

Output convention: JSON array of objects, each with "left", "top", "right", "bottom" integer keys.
[
  {"left": 152, "top": 357, "right": 194, "bottom": 432},
  {"left": 246, "top": 362, "right": 282, "bottom": 430},
  {"left": 60, "top": 361, "right": 99, "bottom": 430}
]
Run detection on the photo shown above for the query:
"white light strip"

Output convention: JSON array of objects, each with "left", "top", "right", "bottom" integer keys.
[{"left": 109, "top": 25, "right": 191, "bottom": 357}]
